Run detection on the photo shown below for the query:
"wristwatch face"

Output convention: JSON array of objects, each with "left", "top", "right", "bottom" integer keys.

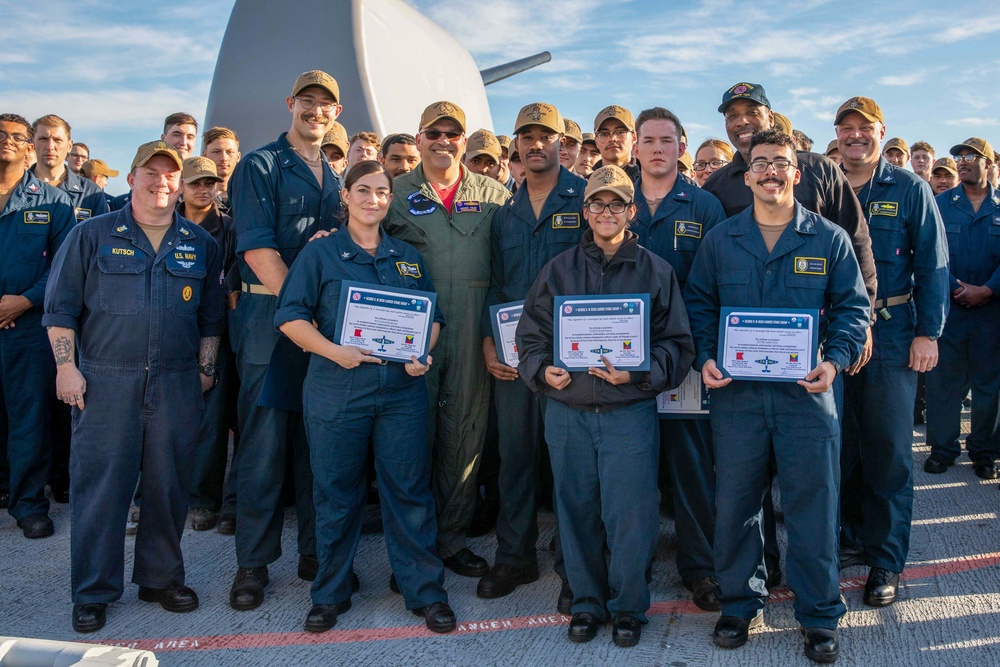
[{"left": 200, "top": 364, "right": 216, "bottom": 376}]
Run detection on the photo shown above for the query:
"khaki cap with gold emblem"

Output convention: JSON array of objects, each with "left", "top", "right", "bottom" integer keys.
[
  {"left": 290, "top": 70, "right": 340, "bottom": 103},
  {"left": 950, "top": 137, "right": 994, "bottom": 161},
  {"left": 678, "top": 151, "right": 694, "bottom": 171},
  {"left": 419, "top": 101, "right": 466, "bottom": 133},
  {"left": 884, "top": 137, "right": 910, "bottom": 156},
  {"left": 581, "top": 132, "right": 597, "bottom": 146},
  {"left": 932, "top": 157, "right": 958, "bottom": 176},
  {"left": 593, "top": 105, "right": 635, "bottom": 133},
  {"left": 131, "top": 140, "right": 183, "bottom": 171},
  {"left": 513, "top": 102, "right": 563, "bottom": 135},
  {"left": 182, "top": 156, "right": 222, "bottom": 182},
  {"left": 835, "top": 96, "right": 884, "bottom": 125},
  {"left": 465, "top": 129, "right": 502, "bottom": 161},
  {"left": 496, "top": 134, "right": 512, "bottom": 150},
  {"left": 825, "top": 139, "right": 839, "bottom": 156},
  {"left": 81, "top": 159, "right": 119, "bottom": 179},
  {"left": 585, "top": 165, "right": 635, "bottom": 201},
  {"left": 322, "top": 122, "right": 350, "bottom": 155},
  {"left": 563, "top": 118, "right": 583, "bottom": 143},
  {"left": 772, "top": 112, "right": 793, "bottom": 136}
]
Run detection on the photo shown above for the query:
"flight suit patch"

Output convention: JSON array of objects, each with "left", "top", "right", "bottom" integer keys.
[
  {"left": 182, "top": 286, "right": 193, "bottom": 301},
  {"left": 793, "top": 257, "right": 827, "bottom": 275},
  {"left": 24, "top": 211, "right": 50, "bottom": 224},
  {"left": 869, "top": 201, "right": 898, "bottom": 217},
  {"left": 407, "top": 191, "right": 437, "bottom": 216},
  {"left": 396, "top": 261, "right": 421, "bottom": 278},
  {"left": 75, "top": 208, "right": 92, "bottom": 222},
  {"left": 455, "top": 200, "right": 482, "bottom": 213},
  {"left": 674, "top": 221, "right": 702, "bottom": 238},
  {"left": 552, "top": 213, "right": 580, "bottom": 229}
]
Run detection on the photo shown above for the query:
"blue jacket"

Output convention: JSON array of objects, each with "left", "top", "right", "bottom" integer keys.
[
  {"left": 229, "top": 132, "right": 341, "bottom": 285},
  {"left": 632, "top": 174, "right": 726, "bottom": 289},
  {"left": 43, "top": 206, "right": 225, "bottom": 372},
  {"left": 274, "top": 226, "right": 444, "bottom": 338},
  {"left": 31, "top": 166, "right": 110, "bottom": 223},
  {"left": 0, "top": 170, "right": 75, "bottom": 311},
  {"left": 483, "top": 167, "right": 587, "bottom": 336},
  {"left": 936, "top": 184, "right": 1000, "bottom": 296},
  {"left": 858, "top": 157, "right": 949, "bottom": 338},
  {"left": 684, "top": 204, "right": 869, "bottom": 374}
]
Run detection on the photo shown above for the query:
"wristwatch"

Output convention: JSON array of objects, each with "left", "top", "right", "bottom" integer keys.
[
  {"left": 199, "top": 363, "right": 217, "bottom": 376},
  {"left": 829, "top": 360, "right": 842, "bottom": 375}
]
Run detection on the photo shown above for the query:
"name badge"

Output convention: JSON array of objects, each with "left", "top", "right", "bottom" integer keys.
[
  {"left": 100, "top": 245, "right": 136, "bottom": 257},
  {"left": 455, "top": 200, "right": 482, "bottom": 213},
  {"left": 24, "top": 211, "right": 50, "bottom": 224},
  {"left": 869, "top": 201, "right": 898, "bottom": 217},
  {"left": 674, "top": 220, "right": 702, "bottom": 238},
  {"left": 552, "top": 213, "right": 580, "bottom": 229},
  {"left": 396, "top": 261, "right": 422, "bottom": 278},
  {"left": 75, "top": 208, "right": 92, "bottom": 222},
  {"left": 407, "top": 191, "right": 437, "bottom": 216},
  {"left": 793, "top": 257, "right": 827, "bottom": 275}
]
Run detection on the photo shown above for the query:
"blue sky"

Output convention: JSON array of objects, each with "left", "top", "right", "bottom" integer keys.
[{"left": 5, "top": 0, "right": 999, "bottom": 194}]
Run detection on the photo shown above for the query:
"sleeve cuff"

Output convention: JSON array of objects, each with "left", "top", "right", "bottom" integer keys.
[
  {"left": 235, "top": 228, "right": 279, "bottom": 255},
  {"left": 273, "top": 307, "right": 314, "bottom": 330},
  {"left": 41, "top": 313, "right": 79, "bottom": 330}
]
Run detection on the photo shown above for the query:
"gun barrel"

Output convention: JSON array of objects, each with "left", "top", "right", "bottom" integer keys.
[{"left": 480, "top": 51, "right": 552, "bottom": 85}]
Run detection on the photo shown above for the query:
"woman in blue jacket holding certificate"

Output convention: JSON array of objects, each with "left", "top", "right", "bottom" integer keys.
[{"left": 274, "top": 161, "right": 454, "bottom": 634}]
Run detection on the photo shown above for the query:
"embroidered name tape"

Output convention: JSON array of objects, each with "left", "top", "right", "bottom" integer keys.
[
  {"left": 869, "top": 201, "right": 898, "bottom": 217},
  {"left": 674, "top": 221, "right": 702, "bottom": 238},
  {"left": 793, "top": 257, "right": 827, "bottom": 275},
  {"left": 552, "top": 213, "right": 580, "bottom": 229}
]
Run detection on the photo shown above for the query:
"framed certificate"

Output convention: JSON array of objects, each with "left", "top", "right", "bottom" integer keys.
[
  {"left": 657, "top": 369, "right": 710, "bottom": 419},
  {"left": 489, "top": 300, "right": 523, "bottom": 368},
  {"left": 717, "top": 307, "right": 819, "bottom": 382},
  {"left": 335, "top": 281, "right": 437, "bottom": 363},
  {"left": 553, "top": 294, "right": 651, "bottom": 371}
]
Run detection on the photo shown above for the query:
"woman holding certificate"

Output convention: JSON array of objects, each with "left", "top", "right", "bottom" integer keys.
[
  {"left": 516, "top": 165, "right": 695, "bottom": 648},
  {"left": 273, "top": 161, "right": 455, "bottom": 634}
]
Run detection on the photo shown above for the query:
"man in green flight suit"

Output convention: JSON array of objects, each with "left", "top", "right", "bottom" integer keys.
[{"left": 383, "top": 101, "right": 510, "bottom": 576}]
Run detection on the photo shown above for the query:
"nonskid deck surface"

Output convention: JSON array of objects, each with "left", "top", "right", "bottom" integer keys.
[{"left": 2, "top": 412, "right": 997, "bottom": 666}]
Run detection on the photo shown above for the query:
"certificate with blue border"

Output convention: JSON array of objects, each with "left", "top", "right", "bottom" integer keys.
[
  {"left": 554, "top": 294, "right": 651, "bottom": 371},
  {"left": 717, "top": 307, "right": 819, "bottom": 382},
  {"left": 657, "top": 369, "right": 710, "bottom": 419},
  {"left": 489, "top": 300, "right": 523, "bottom": 368},
  {"left": 335, "top": 281, "right": 436, "bottom": 363}
]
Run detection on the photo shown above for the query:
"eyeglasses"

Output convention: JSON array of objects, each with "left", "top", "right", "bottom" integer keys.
[
  {"left": 749, "top": 159, "right": 795, "bottom": 173},
  {"left": 0, "top": 130, "right": 30, "bottom": 146},
  {"left": 294, "top": 97, "right": 337, "bottom": 112},
  {"left": 68, "top": 152, "right": 89, "bottom": 160},
  {"left": 954, "top": 154, "right": 982, "bottom": 163},
  {"left": 422, "top": 129, "right": 463, "bottom": 141},
  {"left": 692, "top": 159, "right": 729, "bottom": 171},
  {"left": 595, "top": 129, "right": 631, "bottom": 141},
  {"left": 586, "top": 201, "right": 630, "bottom": 214}
]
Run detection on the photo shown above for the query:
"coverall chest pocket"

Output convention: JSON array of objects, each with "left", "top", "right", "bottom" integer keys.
[
  {"left": 988, "top": 225, "right": 1000, "bottom": 258},
  {"left": 98, "top": 254, "right": 146, "bottom": 315},
  {"left": 717, "top": 271, "right": 752, "bottom": 305},
  {"left": 868, "top": 216, "right": 904, "bottom": 263},
  {"left": 165, "top": 262, "right": 207, "bottom": 316},
  {"left": 17, "top": 223, "right": 48, "bottom": 264},
  {"left": 500, "top": 232, "right": 526, "bottom": 287},
  {"left": 943, "top": 224, "right": 961, "bottom": 262},
  {"left": 785, "top": 274, "right": 829, "bottom": 308}
]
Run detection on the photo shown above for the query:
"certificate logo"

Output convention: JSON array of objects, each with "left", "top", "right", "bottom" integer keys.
[
  {"left": 500, "top": 312, "right": 509, "bottom": 321},
  {"left": 736, "top": 351, "right": 744, "bottom": 360},
  {"left": 789, "top": 353, "right": 799, "bottom": 362},
  {"left": 669, "top": 393, "right": 679, "bottom": 402},
  {"left": 756, "top": 356, "right": 778, "bottom": 372},
  {"left": 353, "top": 293, "right": 361, "bottom": 301},
  {"left": 354, "top": 328, "right": 362, "bottom": 337},
  {"left": 372, "top": 335, "right": 394, "bottom": 352},
  {"left": 564, "top": 305, "right": 573, "bottom": 314},
  {"left": 590, "top": 345, "right": 612, "bottom": 355},
  {"left": 623, "top": 341, "right": 632, "bottom": 350},
  {"left": 730, "top": 316, "right": 740, "bottom": 325},
  {"left": 405, "top": 335, "right": 415, "bottom": 344},
  {"left": 571, "top": 342, "right": 580, "bottom": 351}
]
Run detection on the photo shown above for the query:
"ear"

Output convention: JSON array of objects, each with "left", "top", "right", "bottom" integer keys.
[
  {"left": 286, "top": 97, "right": 296, "bottom": 113},
  {"left": 127, "top": 172, "right": 135, "bottom": 189},
  {"left": 792, "top": 168, "right": 802, "bottom": 186}
]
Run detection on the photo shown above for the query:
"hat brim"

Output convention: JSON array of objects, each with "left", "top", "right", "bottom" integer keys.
[
  {"left": 835, "top": 109, "right": 881, "bottom": 125},
  {"left": 134, "top": 150, "right": 183, "bottom": 171},
  {"left": 584, "top": 185, "right": 634, "bottom": 202},
  {"left": 292, "top": 83, "right": 339, "bottom": 103},
  {"left": 420, "top": 115, "right": 466, "bottom": 133},
  {"left": 950, "top": 143, "right": 991, "bottom": 160}
]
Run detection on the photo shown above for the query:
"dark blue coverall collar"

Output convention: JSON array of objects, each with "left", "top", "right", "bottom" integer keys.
[
  {"left": 110, "top": 204, "right": 201, "bottom": 259},
  {"left": 507, "top": 166, "right": 583, "bottom": 229},
  {"left": 634, "top": 172, "right": 699, "bottom": 224}
]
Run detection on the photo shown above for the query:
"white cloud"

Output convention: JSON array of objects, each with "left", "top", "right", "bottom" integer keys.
[
  {"left": 944, "top": 118, "right": 999, "bottom": 127},
  {"left": 878, "top": 72, "right": 927, "bottom": 86}
]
